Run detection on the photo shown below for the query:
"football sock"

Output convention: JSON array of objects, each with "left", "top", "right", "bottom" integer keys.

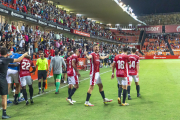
[
  {"left": 14, "top": 94, "right": 18, "bottom": 102},
  {"left": 29, "top": 85, "right": 33, "bottom": 99},
  {"left": 7, "top": 95, "right": 9, "bottom": 100},
  {"left": 127, "top": 86, "right": 131, "bottom": 96},
  {"left": 38, "top": 82, "right": 41, "bottom": 90},
  {"left": 18, "top": 93, "right": 20, "bottom": 98},
  {"left": 68, "top": 88, "right": 76, "bottom": 99},
  {"left": 3, "top": 109, "right": 6, "bottom": 116},
  {"left": 86, "top": 93, "right": 91, "bottom": 101},
  {"left": 22, "top": 89, "right": 28, "bottom": 101},
  {"left": 118, "top": 87, "right": 122, "bottom": 98},
  {"left": 68, "top": 88, "right": 71, "bottom": 96},
  {"left": 100, "top": 91, "right": 105, "bottom": 99},
  {"left": 117, "top": 84, "right": 119, "bottom": 88},
  {"left": 55, "top": 82, "right": 60, "bottom": 92},
  {"left": 123, "top": 89, "right": 127, "bottom": 103},
  {"left": 136, "top": 85, "right": 140, "bottom": 94},
  {"left": 43, "top": 82, "right": 45, "bottom": 89}
]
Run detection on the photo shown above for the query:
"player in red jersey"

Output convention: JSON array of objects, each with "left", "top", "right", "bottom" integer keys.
[
  {"left": 127, "top": 48, "right": 140, "bottom": 100},
  {"left": 66, "top": 52, "right": 74, "bottom": 96},
  {"left": 111, "top": 47, "right": 130, "bottom": 106},
  {"left": 84, "top": 44, "right": 113, "bottom": 106},
  {"left": 66, "top": 47, "right": 80, "bottom": 105},
  {"left": 19, "top": 55, "right": 36, "bottom": 105}
]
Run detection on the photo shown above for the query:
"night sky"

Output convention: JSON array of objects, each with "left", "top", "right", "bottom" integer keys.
[{"left": 123, "top": 0, "right": 180, "bottom": 15}]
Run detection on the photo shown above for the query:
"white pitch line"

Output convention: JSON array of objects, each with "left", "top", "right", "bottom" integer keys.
[{"left": 0, "top": 70, "right": 111, "bottom": 110}]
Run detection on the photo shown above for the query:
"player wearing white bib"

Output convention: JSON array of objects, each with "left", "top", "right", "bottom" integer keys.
[{"left": 127, "top": 48, "right": 140, "bottom": 100}]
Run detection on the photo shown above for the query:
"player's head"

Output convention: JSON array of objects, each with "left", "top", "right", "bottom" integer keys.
[
  {"left": 93, "top": 44, "right": 99, "bottom": 53},
  {"left": 131, "top": 48, "right": 137, "bottom": 54},
  {"left": 0, "top": 47, "right": 8, "bottom": 56},
  {"left": 73, "top": 47, "right": 79, "bottom": 55},
  {"left": 55, "top": 50, "right": 59, "bottom": 56},
  {"left": 39, "top": 52, "right": 44, "bottom": 59},
  {"left": 122, "top": 47, "right": 128, "bottom": 54}
]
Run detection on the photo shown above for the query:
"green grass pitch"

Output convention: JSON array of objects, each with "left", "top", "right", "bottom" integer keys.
[{"left": 1, "top": 59, "right": 180, "bottom": 120}]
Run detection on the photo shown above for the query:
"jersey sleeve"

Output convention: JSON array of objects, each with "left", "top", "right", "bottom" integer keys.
[
  {"left": 36, "top": 59, "right": 39, "bottom": 65},
  {"left": 6, "top": 58, "right": 14, "bottom": 64},
  {"left": 46, "top": 59, "right": 48, "bottom": 65}
]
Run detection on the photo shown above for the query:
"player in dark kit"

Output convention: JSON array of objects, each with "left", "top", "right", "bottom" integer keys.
[{"left": 0, "top": 47, "right": 28, "bottom": 119}]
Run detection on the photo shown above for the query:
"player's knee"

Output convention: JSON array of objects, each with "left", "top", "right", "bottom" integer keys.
[
  {"left": 22, "top": 86, "right": 26, "bottom": 89},
  {"left": 135, "top": 82, "right": 139, "bottom": 85},
  {"left": 56, "top": 79, "right": 60, "bottom": 82}
]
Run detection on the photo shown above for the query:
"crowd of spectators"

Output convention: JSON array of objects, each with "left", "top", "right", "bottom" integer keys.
[
  {"left": 0, "top": 0, "right": 119, "bottom": 40},
  {"left": 0, "top": 20, "right": 125, "bottom": 60},
  {"left": 138, "top": 13, "right": 180, "bottom": 25}
]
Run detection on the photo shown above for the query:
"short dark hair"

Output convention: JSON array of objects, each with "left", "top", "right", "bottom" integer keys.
[
  {"left": 122, "top": 47, "right": 128, "bottom": 53},
  {"left": 60, "top": 51, "right": 64, "bottom": 55},
  {"left": 93, "top": 44, "right": 98, "bottom": 47},
  {"left": 55, "top": 50, "right": 59, "bottom": 55},
  {"left": 1, "top": 47, "right": 7, "bottom": 55},
  {"left": 73, "top": 47, "right": 77, "bottom": 53},
  {"left": 132, "top": 48, "right": 137, "bottom": 53}
]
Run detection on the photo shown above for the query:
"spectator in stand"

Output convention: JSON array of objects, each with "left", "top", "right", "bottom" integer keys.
[
  {"left": 50, "top": 46, "right": 55, "bottom": 59},
  {"left": 19, "top": 36, "right": 25, "bottom": 48},
  {"left": 4, "top": 20, "right": 9, "bottom": 33},
  {"left": 21, "top": 23, "right": 25, "bottom": 33},
  {"left": 44, "top": 46, "right": 50, "bottom": 59},
  {"left": 11, "top": 22, "right": 16, "bottom": 33}
]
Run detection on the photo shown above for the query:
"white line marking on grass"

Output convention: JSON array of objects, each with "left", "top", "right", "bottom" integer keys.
[{"left": 1, "top": 70, "right": 111, "bottom": 110}]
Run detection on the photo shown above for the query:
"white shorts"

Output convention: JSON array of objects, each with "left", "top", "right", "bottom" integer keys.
[
  {"left": 20, "top": 76, "right": 32, "bottom": 87},
  {"left": 6, "top": 69, "right": 19, "bottom": 84},
  {"left": 117, "top": 77, "right": 128, "bottom": 86},
  {"left": 129, "top": 75, "right": 139, "bottom": 82},
  {"left": 68, "top": 75, "right": 79, "bottom": 85},
  {"left": 90, "top": 72, "right": 102, "bottom": 85}
]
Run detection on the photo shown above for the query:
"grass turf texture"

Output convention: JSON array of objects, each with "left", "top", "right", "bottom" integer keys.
[{"left": 1, "top": 59, "right": 180, "bottom": 120}]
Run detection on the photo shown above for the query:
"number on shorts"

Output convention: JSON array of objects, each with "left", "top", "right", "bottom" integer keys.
[
  {"left": 129, "top": 61, "right": 135, "bottom": 68},
  {"left": 117, "top": 60, "right": 124, "bottom": 69},
  {"left": 22, "top": 62, "right": 31, "bottom": 70}
]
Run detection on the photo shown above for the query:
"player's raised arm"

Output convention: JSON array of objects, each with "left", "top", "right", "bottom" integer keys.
[
  {"left": 100, "top": 54, "right": 109, "bottom": 60},
  {"left": 13, "top": 52, "right": 28, "bottom": 63},
  {"left": 84, "top": 51, "right": 92, "bottom": 59}
]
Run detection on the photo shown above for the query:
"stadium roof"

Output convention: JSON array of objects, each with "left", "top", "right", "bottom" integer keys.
[{"left": 54, "top": 0, "right": 145, "bottom": 26}]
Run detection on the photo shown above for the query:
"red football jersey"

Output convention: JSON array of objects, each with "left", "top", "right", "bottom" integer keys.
[
  {"left": 50, "top": 49, "right": 55, "bottom": 57},
  {"left": 19, "top": 58, "right": 35, "bottom": 77},
  {"left": 113, "top": 54, "right": 130, "bottom": 77},
  {"left": 128, "top": 54, "right": 139, "bottom": 75},
  {"left": 90, "top": 52, "right": 100, "bottom": 75},
  {"left": 68, "top": 54, "right": 78, "bottom": 76},
  {"left": 44, "top": 49, "right": 49, "bottom": 57},
  {"left": 66, "top": 56, "right": 72, "bottom": 73}
]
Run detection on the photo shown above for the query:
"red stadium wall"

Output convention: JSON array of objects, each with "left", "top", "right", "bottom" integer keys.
[{"left": 140, "top": 55, "right": 180, "bottom": 59}]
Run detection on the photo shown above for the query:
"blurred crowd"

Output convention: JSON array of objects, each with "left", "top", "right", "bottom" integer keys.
[{"left": 138, "top": 13, "right": 180, "bottom": 25}]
